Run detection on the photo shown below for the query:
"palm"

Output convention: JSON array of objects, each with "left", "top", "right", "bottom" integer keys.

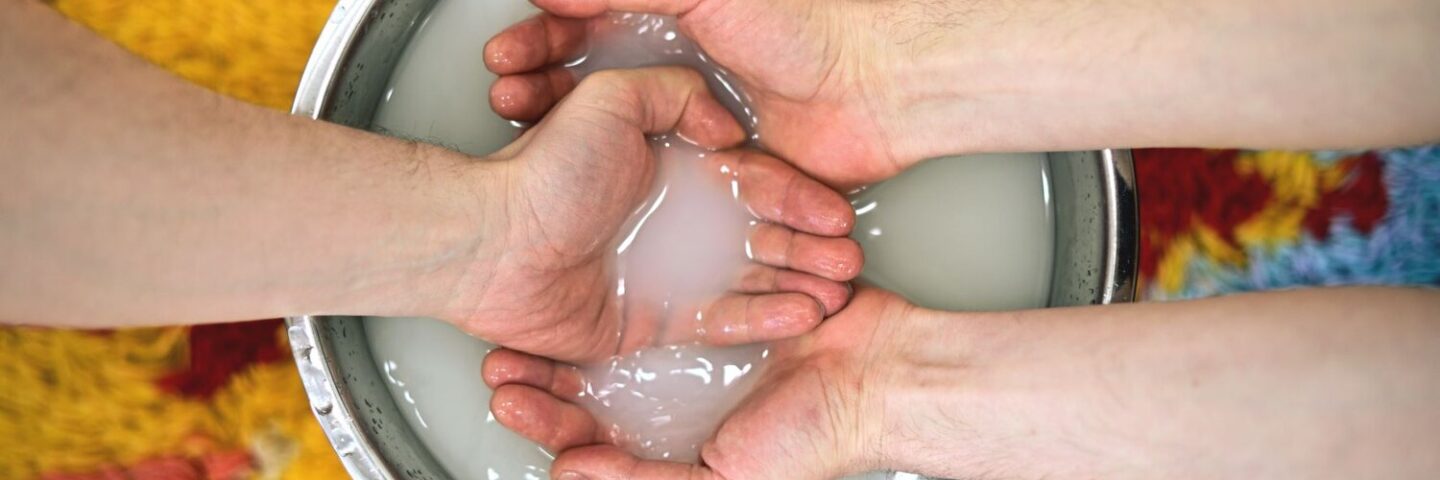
[
  {"left": 481, "top": 288, "right": 909, "bottom": 479},
  {"left": 445, "top": 68, "right": 864, "bottom": 364},
  {"left": 487, "top": 0, "right": 908, "bottom": 188},
  {"left": 675, "top": 1, "right": 903, "bottom": 187},
  {"left": 459, "top": 111, "right": 656, "bottom": 363},
  {"left": 690, "top": 289, "right": 903, "bottom": 479}
]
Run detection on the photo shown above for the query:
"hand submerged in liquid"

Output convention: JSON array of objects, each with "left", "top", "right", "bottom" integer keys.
[
  {"left": 446, "top": 67, "right": 863, "bottom": 364},
  {"left": 484, "top": 0, "right": 934, "bottom": 188},
  {"left": 481, "top": 288, "right": 915, "bottom": 480}
]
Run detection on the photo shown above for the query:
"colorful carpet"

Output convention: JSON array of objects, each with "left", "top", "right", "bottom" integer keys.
[
  {"left": 1136, "top": 148, "right": 1439, "bottom": 298},
  {"left": 2, "top": 1, "right": 1437, "bottom": 479}
]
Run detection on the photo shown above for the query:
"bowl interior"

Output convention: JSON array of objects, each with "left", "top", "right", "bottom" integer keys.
[{"left": 288, "top": 1, "right": 1137, "bottom": 478}]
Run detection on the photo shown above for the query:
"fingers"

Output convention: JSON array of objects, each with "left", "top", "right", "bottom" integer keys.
[
  {"left": 552, "top": 444, "right": 719, "bottom": 480},
  {"left": 491, "top": 67, "right": 578, "bottom": 121},
  {"left": 554, "top": 67, "right": 746, "bottom": 149},
  {"left": 696, "top": 292, "right": 822, "bottom": 346},
  {"left": 492, "top": 384, "right": 600, "bottom": 452},
  {"left": 707, "top": 151, "right": 857, "bottom": 237},
  {"left": 652, "top": 265, "right": 845, "bottom": 345},
  {"left": 484, "top": 14, "right": 588, "bottom": 75},
  {"left": 482, "top": 348, "right": 585, "bottom": 399},
  {"left": 533, "top": 0, "right": 707, "bottom": 18},
  {"left": 746, "top": 223, "right": 863, "bottom": 282},
  {"left": 732, "top": 264, "right": 851, "bottom": 316},
  {"left": 483, "top": 349, "right": 599, "bottom": 452}
]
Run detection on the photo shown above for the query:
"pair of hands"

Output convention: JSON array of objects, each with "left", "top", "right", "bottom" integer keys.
[
  {"left": 444, "top": 0, "right": 926, "bottom": 364},
  {"left": 433, "top": 0, "right": 940, "bottom": 478}
]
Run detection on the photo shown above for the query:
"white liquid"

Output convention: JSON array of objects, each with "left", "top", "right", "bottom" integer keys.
[
  {"left": 366, "top": 1, "right": 552, "bottom": 478},
  {"left": 362, "top": 1, "right": 1054, "bottom": 479},
  {"left": 850, "top": 154, "right": 1054, "bottom": 311},
  {"left": 613, "top": 137, "right": 753, "bottom": 344},
  {"left": 366, "top": 316, "right": 553, "bottom": 479},
  {"left": 570, "top": 14, "right": 756, "bottom": 134},
  {"left": 370, "top": 0, "right": 534, "bottom": 156},
  {"left": 579, "top": 135, "right": 769, "bottom": 463},
  {"left": 580, "top": 343, "right": 768, "bottom": 462}
]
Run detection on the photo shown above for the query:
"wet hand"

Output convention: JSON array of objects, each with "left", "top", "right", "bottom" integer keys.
[
  {"left": 483, "top": 0, "right": 924, "bottom": 189},
  {"left": 480, "top": 288, "right": 914, "bottom": 480},
  {"left": 445, "top": 67, "right": 863, "bottom": 364}
]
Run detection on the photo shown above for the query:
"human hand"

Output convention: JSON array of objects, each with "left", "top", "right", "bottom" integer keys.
[
  {"left": 442, "top": 67, "right": 862, "bottom": 364},
  {"left": 479, "top": 287, "right": 916, "bottom": 479},
  {"left": 489, "top": 0, "right": 1440, "bottom": 163},
  {"left": 482, "top": 0, "right": 943, "bottom": 188}
]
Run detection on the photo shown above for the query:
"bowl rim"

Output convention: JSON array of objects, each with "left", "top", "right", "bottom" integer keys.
[{"left": 285, "top": 0, "right": 1139, "bottom": 477}]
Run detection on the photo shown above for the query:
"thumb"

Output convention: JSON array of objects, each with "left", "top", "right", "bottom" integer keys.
[{"left": 554, "top": 66, "right": 746, "bottom": 149}]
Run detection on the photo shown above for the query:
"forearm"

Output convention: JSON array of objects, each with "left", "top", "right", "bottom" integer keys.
[
  {"left": 878, "top": 287, "right": 1440, "bottom": 479},
  {"left": 0, "top": 0, "right": 503, "bottom": 326},
  {"left": 884, "top": 0, "right": 1440, "bottom": 159}
]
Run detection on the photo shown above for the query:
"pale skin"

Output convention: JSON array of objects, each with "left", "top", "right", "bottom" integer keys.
[
  {"left": 483, "top": 0, "right": 1440, "bottom": 477},
  {"left": 488, "top": 287, "right": 1440, "bottom": 480},
  {"left": 486, "top": 0, "right": 1440, "bottom": 188},
  {"left": 0, "top": 0, "right": 864, "bottom": 363},
  {"left": 4, "top": 0, "right": 1439, "bottom": 477}
]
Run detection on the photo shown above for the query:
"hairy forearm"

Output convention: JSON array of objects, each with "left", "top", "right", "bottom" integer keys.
[
  {"left": 884, "top": 0, "right": 1440, "bottom": 158},
  {"left": 0, "top": 0, "right": 501, "bottom": 326},
  {"left": 878, "top": 287, "right": 1440, "bottom": 479}
]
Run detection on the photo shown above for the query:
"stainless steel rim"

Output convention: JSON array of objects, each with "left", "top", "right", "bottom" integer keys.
[
  {"left": 1101, "top": 149, "right": 1139, "bottom": 303},
  {"left": 283, "top": 1, "right": 1141, "bottom": 477},
  {"left": 289, "top": 0, "right": 394, "bottom": 478},
  {"left": 285, "top": 316, "right": 389, "bottom": 479},
  {"left": 292, "top": 0, "right": 378, "bottom": 119}
]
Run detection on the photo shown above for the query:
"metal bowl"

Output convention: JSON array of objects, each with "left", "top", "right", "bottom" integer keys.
[{"left": 284, "top": 0, "right": 1139, "bottom": 478}]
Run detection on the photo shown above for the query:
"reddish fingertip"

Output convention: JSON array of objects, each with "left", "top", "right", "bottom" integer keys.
[
  {"left": 483, "top": 36, "right": 509, "bottom": 72},
  {"left": 490, "top": 386, "right": 522, "bottom": 425},
  {"left": 771, "top": 269, "right": 852, "bottom": 315},
  {"left": 815, "top": 280, "right": 852, "bottom": 316},
  {"left": 481, "top": 357, "right": 506, "bottom": 389},
  {"left": 486, "top": 18, "right": 548, "bottom": 74},
  {"left": 803, "top": 188, "right": 857, "bottom": 236},
  {"left": 481, "top": 349, "right": 524, "bottom": 388},
  {"left": 759, "top": 294, "right": 822, "bottom": 337},
  {"left": 490, "top": 76, "right": 523, "bottom": 118},
  {"left": 681, "top": 104, "right": 745, "bottom": 149},
  {"left": 821, "top": 239, "right": 864, "bottom": 281}
]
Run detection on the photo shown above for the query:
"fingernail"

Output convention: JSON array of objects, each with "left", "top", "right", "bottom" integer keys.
[{"left": 557, "top": 472, "right": 589, "bottom": 480}]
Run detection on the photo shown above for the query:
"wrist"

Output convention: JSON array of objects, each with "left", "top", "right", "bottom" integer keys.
[
  {"left": 408, "top": 143, "right": 514, "bottom": 322},
  {"left": 871, "top": 306, "right": 1127, "bottom": 479},
  {"left": 302, "top": 133, "right": 511, "bottom": 321},
  {"left": 868, "top": 306, "right": 997, "bottom": 475},
  {"left": 879, "top": 0, "right": 1148, "bottom": 158}
]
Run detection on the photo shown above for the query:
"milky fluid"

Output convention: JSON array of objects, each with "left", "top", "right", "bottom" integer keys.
[
  {"left": 580, "top": 343, "right": 769, "bottom": 462},
  {"left": 568, "top": 13, "right": 759, "bottom": 137},
  {"left": 366, "top": 316, "right": 552, "bottom": 479},
  {"left": 371, "top": 0, "right": 536, "bottom": 156},
  {"left": 565, "top": 14, "right": 774, "bottom": 464},
  {"left": 366, "top": 1, "right": 552, "bottom": 479},
  {"left": 850, "top": 154, "right": 1054, "bottom": 311},
  {"left": 561, "top": 134, "right": 768, "bottom": 463},
  {"left": 362, "top": 1, "right": 1054, "bottom": 479},
  {"left": 613, "top": 136, "right": 753, "bottom": 341},
  {"left": 366, "top": 2, "right": 768, "bottom": 478}
]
